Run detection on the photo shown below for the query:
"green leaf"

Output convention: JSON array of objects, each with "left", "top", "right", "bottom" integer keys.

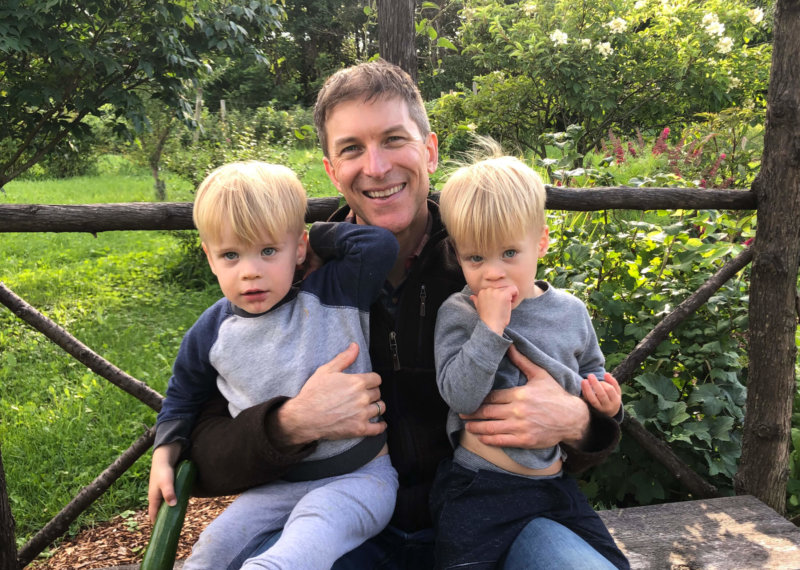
[
  {"left": 635, "top": 373, "right": 680, "bottom": 402},
  {"left": 437, "top": 37, "right": 457, "bottom": 51}
]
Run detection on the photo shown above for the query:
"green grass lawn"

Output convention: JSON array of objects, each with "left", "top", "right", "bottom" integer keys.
[{"left": 0, "top": 161, "right": 337, "bottom": 552}]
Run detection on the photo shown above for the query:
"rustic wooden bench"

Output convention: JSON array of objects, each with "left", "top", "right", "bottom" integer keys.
[
  {"left": 598, "top": 495, "right": 800, "bottom": 569},
  {"left": 131, "top": 465, "right": 800, "bottom": 570}
]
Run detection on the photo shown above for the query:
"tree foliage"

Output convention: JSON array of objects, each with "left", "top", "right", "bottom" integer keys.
[
  {"left": 431, "top": 0, "right": 772, "bottom": 157},
  {"left": 0, "top": 0, "right": 284, "bottom": 186}
]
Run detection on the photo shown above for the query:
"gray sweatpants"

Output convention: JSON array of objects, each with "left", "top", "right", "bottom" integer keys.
[{"left": 183, "top": 454, "right": 398, "bottom": 570}]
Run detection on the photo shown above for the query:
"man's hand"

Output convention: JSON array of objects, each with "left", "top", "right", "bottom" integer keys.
[
  {"left": 461, "top": 345, "right": 590, "bottom": 449},
  {"left": 581, "top": 373, "right": 622, "bottom": 417},
  {"left": 471, "top": 286, "right": 516, "bottom": 336},
  {"left": 273, "top": 343, "right": 386, "bottom": 447},
  {"left": 148, "top": 442, "right": 181, "bottom": 523}
]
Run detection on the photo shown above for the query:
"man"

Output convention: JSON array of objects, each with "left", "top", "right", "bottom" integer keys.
[{"left": 165, "top": 60, "right": 621, "bottom": 568}]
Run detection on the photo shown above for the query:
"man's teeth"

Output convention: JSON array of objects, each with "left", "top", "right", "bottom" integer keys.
[{"left": 366, "top": 184, "right": 403, "bottom": 198}]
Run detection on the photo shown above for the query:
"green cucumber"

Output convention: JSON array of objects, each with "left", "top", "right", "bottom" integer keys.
[{"left": 141, "top": 460, "right": 197, "bottom": 570}]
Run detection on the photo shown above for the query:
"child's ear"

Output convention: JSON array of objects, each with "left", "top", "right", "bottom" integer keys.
[
  {"left": 537, "top": 226, "right": 550, "bottom": 257},
  {"left": 296, "top": 231, "right": 309, "bottom": 265},
  {"left": 201, "top": 242, "right": 217, "bottom": 275}
]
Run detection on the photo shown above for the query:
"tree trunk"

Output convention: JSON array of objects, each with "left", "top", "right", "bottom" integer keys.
[
  {"left": 377, "top": 0, "right": 417, "bottom": 81},
  {"left": 735, "top": 0, "right": 800, "bottom": 514},
  {"left": 0, "top": 447, "right": 18, "bottom": 570}
]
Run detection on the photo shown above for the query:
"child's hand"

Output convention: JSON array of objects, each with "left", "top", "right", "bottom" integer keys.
[
  {"left": 581, "top": 373, "right": 622, "bottom": 417},
  {"left": 148, "top": 442, "right": 181, "bottom": 523},
  {"left": 471, "top": 286, "right": 517, "bottom": 336}
]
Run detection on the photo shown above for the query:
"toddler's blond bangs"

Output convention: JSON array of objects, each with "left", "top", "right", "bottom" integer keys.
[
  {"left": 440, "top": 155, "right": 546, "bottom": 252},
  {"left": 193, "top": 161, "right": 307, "bottom": 245}
]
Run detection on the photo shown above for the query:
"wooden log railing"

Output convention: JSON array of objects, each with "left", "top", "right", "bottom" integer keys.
[{"left": 0, "top": 186, "right": 764, "bottom": 568}]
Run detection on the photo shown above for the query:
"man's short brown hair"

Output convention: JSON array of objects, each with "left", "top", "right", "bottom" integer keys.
[{"left": 314, "top": 59, "right": 431, "bottom": 158}]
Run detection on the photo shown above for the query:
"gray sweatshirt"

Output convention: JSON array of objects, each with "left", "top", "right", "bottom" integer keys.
[{"left": 434, "top": 281, "right": 605, "bottom": 470}]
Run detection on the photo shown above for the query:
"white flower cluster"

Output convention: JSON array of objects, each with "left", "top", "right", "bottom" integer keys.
[
  {"left": 634, "top": 0, "right": 648, "bottom": 10},
  {"left": 607, "top": 17, "right": 628, "bottom": 34},
  {"left": 702, "top": 13, "right": 726, "bottom": 36},
  {"left": 717, "top": 36, "right": 734, "bottom": 54},
  {"left": 596, "top": 41, "right": 613, "bottom": 58},
  {"left": 747, "top": 7, "right": 764, "bottom": 25},
  {"left": 550, "top": 29, "right": 568, "bottom": 45},
  {"left": 580, "top": 38, "right": 593, "bottom": 49},
  {"left": 523, "top": 2, "right": 537, "bottom": 17}
]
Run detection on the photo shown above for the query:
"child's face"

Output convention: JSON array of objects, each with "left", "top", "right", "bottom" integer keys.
[
  {"left": 203, "top": 226, "right": 307, "bottom": 314},
  {"left": 456, "top": 226, "right": 550, "bottom": 308}
]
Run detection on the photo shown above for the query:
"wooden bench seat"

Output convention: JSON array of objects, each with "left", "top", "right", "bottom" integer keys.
[
  {"left": 103, "top": 495, "right": 800, "bottom": 569},
  {"left": 598, "top": 495, "right": 800, "bottom": 569}
]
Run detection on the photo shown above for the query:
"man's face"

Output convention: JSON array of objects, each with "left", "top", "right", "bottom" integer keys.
[{"left": 322, "top": 96, "right": 438, "bottom": 237}]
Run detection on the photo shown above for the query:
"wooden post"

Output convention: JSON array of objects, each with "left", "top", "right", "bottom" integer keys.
[
  {"left": 0, "top": 446, "right": 18, "bottom": 570},
  {"left": 735, "top": 0, "right": 800, "bottom": 513}
]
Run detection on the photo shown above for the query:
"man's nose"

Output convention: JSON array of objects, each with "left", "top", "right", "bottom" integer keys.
[{"left": 363, "top": 146, "right": 391, "bottom": 178}]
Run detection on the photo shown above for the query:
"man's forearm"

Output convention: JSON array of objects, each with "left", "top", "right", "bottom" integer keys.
[
  {"left": 189, "top": 395, "right": 315, "bottom": 496},
  {"left": 561, "top": 407, "right": 621, "bottom": 473}
]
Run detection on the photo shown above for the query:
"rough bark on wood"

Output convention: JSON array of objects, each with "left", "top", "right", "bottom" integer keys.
[
  {"left": 377, "top": 0, "right": 417, "bottom": 81},
  {"left": 735, "top": 0, "right": 800, "bottom": 514},
  {"left": 16, "top": 428, "right": 155, "bottom": 568},
  {"left": 0, "top": 447, "right": 19, "bottom": 570},
  {"left": 0, "top": 189, "right": 755, "bottom": 233},
  {"left": 0, "top": 197, "right": 342, "bottom": 233},
  {"left": 0, "top": 282, "right": 164, "bottom": 411}
]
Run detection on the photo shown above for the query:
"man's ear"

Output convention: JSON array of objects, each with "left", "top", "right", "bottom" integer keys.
[
  {"left": 323, "top": 157, "right": 342, "bottom": 193},
  {"left": 425, "top": 132, "right": 439, "bottom": 174},
  {"left": 538, "top": 226, "right": 550, "bottom": 257}
]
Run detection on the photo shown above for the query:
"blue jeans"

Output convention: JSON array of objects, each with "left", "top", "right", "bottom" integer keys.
[{"left": 251, "top": 517, "right": 616, "bottom": 569}]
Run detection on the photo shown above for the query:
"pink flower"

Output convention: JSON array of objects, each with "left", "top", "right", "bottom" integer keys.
[{"left": 652, "top": 127, "right": 670, "bottom": 155}]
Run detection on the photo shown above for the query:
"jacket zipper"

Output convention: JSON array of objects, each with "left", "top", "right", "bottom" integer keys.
[
  {"left": 419, "top": 284, "right": 427, "bottom": 316},
  {"left": 389, "top": 331, "right": 401, "bottom": 371}
]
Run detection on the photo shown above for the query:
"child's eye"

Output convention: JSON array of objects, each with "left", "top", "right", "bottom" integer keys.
[
  {"left": 223, "top": 252, "right": 238, "bottom": 260},
  {"left": 502, "top": 249, "right": 517, "bottom": 258},
  {"left": 262, "top": 247, "right": 277, "bottom": 257},
  {"left": 468, "top": 255, "right": 483, "bottom": 263}
]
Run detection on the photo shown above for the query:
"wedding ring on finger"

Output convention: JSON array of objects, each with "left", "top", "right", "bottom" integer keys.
[{"left": 374, "top": 401, "right": 382, "bottom": 418}]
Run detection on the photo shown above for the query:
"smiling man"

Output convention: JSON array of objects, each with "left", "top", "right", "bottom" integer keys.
[{"left": 178, "top": 60, "right": 622, "bottom": 569}]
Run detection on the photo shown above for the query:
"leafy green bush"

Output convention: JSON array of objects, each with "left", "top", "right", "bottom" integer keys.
[{"left": 543, "top": 208, "right": 753, "bottom": 506}]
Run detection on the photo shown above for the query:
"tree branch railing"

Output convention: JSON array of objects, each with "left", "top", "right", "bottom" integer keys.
[
  {"left": 0, "top": 187, "right": 758, "bottom": 567},
  {"left": 0, "top": 187, "right": 755, "bottom": 233}
]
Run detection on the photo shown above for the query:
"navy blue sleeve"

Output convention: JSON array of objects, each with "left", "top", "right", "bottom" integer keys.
[
  {"left": 305, "top": 222, "right": 399, "bottom": 311},
  {"left": 154, "top": 299, "right": 230, "bottom": 447}
]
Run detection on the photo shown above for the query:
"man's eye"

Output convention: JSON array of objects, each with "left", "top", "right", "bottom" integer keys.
[
  {"left": 340, "top": 144, "right": 360, "bottom": 154},
  {"left": 262, "top": 247, "right": 276, "bottom": 257},
  {"left": 503, "top": 250, "right": 517, "bottom": 258},
  {"left": 223, "top": 252, "right": 238, "bottom": 260},
  {"left": 386, "top": 135, "right": 405, "bottom": 145}
]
